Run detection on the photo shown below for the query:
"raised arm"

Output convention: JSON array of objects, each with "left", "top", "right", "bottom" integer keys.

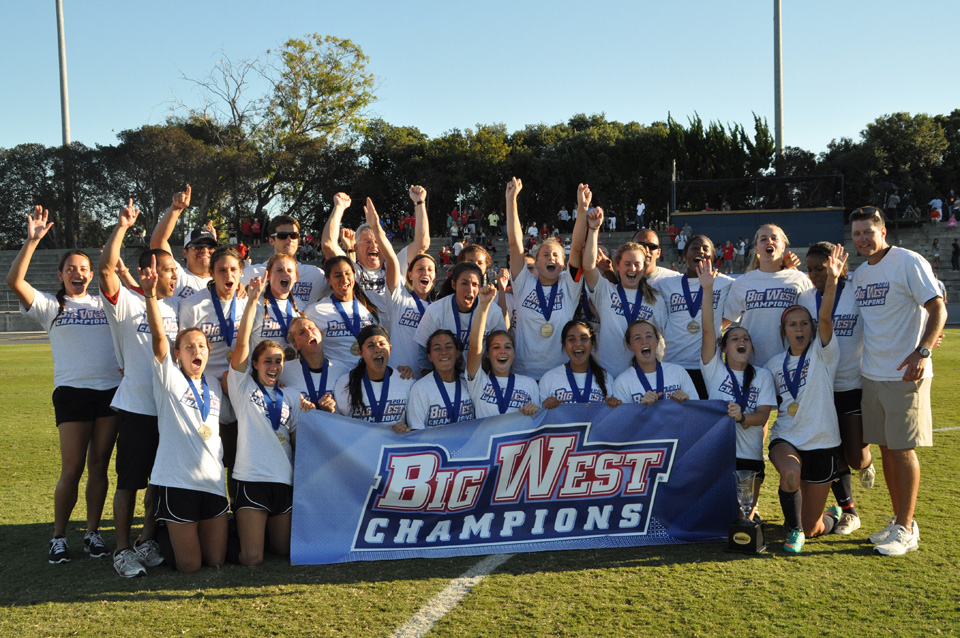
[
  {"left": 98, "top": 200, "right": 140, "bottom": 298},
  {"left": 408, "top": 184, "right": 430, "bottom": 256},
  {"left": 698, "top": 259, "right": 719, "bottom": 365},
  {"left": 231, "top": 276, "right": 264, "bottom": 372},
  {"left": 818, "top": 244, "right": 847, "bottom": 347},
  {"left": 581, "top": 205, "right": 604, "bottom": 290},
  {"left": 568, "top": 183, "right": 592, "bottom": 270},
  {"left": 6, "top": 207, "right": 54, "bottom": 308},
  {"left": 467, "top": 285, "right": 497, "bottom": 377},
  {"left": 364, "top": 198, "right": 400, "bottom": 292},
  {"left": 140, "top": 256, "right": 167, "bottom": 363},
  {"left": 320, "top": 192, "right": 352, "bottom": 259},
  {"left": 150, "top": 185, "right": 191, "bottom": 254},
  {"left": 505, "top": 177, "right": 525, "bottom": 275}
]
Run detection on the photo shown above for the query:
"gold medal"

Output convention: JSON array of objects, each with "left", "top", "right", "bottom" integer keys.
[
  {"left": 351, "top": 343, "right": 360, "bottom": 356},
  {"left": 226, "top": 349, "right": 234, "bottom": 362},
  {"left": 284, "top": 346, "right": 296, "bottom": 361},
  {"left": 788, "top": 402, "right": 799, "bottom": 417},
  {"left": 686, "top": 320, "right": 700, "bottom": 334},
  {"left": 276, "top": 432, "right": 286, "bottom": 446},
  {"left": 198, "top": 425, "right": 212, "bottom": 441},
  {"left": 540, "top": 322, "right": 555, "bottom": 338}
]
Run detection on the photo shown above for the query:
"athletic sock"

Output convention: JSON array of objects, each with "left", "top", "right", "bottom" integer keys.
[
  {"left": 831, "top": 471, "right": 857, "bottom": 516},
  {"left": 778, "top": 488, "right": 802, "bottom": 531},
  {"left": 821, "top": 511, "right": 837, "bottom": 535}
]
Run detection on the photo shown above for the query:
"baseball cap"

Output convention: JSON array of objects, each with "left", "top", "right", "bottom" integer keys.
[{"left": 184, "top": 227, "right": 218, "bottom": 248}]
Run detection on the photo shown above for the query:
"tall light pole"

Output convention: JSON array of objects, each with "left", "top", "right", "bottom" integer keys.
[
  {"left": 773, "top": 0, "right": 784, "bottom": 161},
  {"left": 56, "top": 0, "right": 77, "bottom": 246},
  {"left": 56, "top": 0, "right": 70, "bottom": 146}
]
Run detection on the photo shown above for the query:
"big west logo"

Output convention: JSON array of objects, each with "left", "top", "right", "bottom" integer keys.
[{"left": 353, "top": 423, "right": 676, "bottom": 551}]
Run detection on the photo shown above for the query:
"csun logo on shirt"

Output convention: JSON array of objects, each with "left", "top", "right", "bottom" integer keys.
[
  {"left": 854, "top": 282, "right": 890, "bottom": 307},
  {"left": 744, "top": 288, "right": 798, "bottom": 310}
]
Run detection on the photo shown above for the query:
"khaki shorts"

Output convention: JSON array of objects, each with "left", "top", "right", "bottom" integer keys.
[{"left": 861, "top": 377, "right": 933, "bottom": 449}]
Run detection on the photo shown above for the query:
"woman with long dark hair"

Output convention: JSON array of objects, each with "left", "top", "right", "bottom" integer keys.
[
  {"left": 539, "top": 320, "right": 621, "bottom": 409},
  {"left": 407, "top": 330, "right": 476, "bottom": 428}
]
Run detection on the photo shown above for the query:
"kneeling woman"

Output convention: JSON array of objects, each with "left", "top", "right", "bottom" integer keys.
[
  {"left": 764, "top": 245, "right": 846, "bottom": 554},
  {"left": 334, "top": 325, "right": 415, "bottom": 433},
  {"left": 408, "top": 330, "right": 476, "bottom": 428},
  {"left": 466, "top": 285, "right": 540, "bottom": 416},
  {"left": 143, "top": 258, "right": 227, "bottom": 574},
  {"left": 228, "top": 276, "right": 299, "bottom": 566},
  {"left": 539, "top": 320, "right": 621, "bottom": 408},
  {"left": 613, "top": 319, "right": 697, "bottom": 405}
]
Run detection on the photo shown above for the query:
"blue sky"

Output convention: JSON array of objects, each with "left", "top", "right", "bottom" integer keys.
[{"left": 1, "top": 1, "right": 957, "bottom": 155}]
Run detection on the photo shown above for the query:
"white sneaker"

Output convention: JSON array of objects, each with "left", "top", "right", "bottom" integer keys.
[
  {"left": 874, "top": 524, "right": 919, "bottom": 555},
  {"left": 859, "top": 463, "right": 876, "bottom": 489},
  {"left": 912, "top": 519, "right": 920, "bottom": 542},
  {"left": 834, "top": 512, "right": 861, "bottom": 535},
  {"left": 869, "top": 517, "right": 897, "bottom": 544},
  {"left": 134, "top": 539, "right": 165, "bottom": 567},
  {"left": 113, "top": 548, "right": 146, "bottom": 578}
]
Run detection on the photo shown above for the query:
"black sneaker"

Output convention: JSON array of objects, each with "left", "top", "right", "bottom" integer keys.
[
  {"left": 84, "top": 531, "right": 110, "bottom": 558},
  {"left": 49, "top": 536, "right": 71, "bottom": 564}
]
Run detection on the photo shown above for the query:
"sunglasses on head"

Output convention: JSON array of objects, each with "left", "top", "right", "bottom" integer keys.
[{"left": 272, "top": 232, "right": 300, "bottom": 240}]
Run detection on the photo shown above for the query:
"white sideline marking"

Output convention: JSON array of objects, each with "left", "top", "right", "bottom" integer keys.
[
  {"left": 934, "top": 426, "right": 960, "bottom": 432},
  {"left": 391, "top": 553, "right": 513, "bottom": 638}
]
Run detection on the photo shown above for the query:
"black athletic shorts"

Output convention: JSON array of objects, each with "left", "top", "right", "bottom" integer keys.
[
  {"left": 769, "top": 439, "right": 841, "bottom": 484},
  {"left": 115, "top": 410, "right": 160, "bottom": 491},
  {"left": 834, "top": 388, "right": 863, "bottom": 417},
  {"left": 220, "top": 420, "right": 238, "bottom": 470},
  {"left": 736, "top": 458, "right": 766, "bottom": 482},
  {"left": 154, "top": 485, "right": 229, "bottom": 524},
  {"left": 52, "top": 386, "right": 117, "bottom": 425},
  {"left": 233, "top": 481, "right": 293, "bottom": 516}
]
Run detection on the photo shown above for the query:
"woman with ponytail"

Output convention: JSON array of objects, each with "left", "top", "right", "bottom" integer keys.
[
  {"left": 333, "top": 325, "right": 413, "bottom": 433},
  {"left": 6, "top": 207, "right": 121, "bottom": 564},
  {"left": 245, "top": 253, "right": 306, "bottom": 388}
]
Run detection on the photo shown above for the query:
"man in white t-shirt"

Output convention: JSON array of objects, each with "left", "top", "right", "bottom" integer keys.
[
  {"left": 849, "top": 206, "right": 946, "bottom": 556},
  {"left": 632, "top": 228, "right": 681, "bottom": 289},
  {"left": 150, "top": 185, "right": 215, "bottom": 299}
]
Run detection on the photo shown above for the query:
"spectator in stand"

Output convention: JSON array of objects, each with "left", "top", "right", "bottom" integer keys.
[
  {"left": 607, "top": 212, "right": 617, "bottom": 232},
  {"left": 250, "top": 218, "right": 261, "bottom": 247},
  {"left": 241, "top": 218, "right": 252, "bottom": 245},
  {"left": 636, "top": 198, "right": 645, "bottom": 230},
  {"left": 558, "top": 205, "right": 571, "bottom": 233},
  {"left": 540, "top": 224, "right": 550, "bottom": 242},
  {"left": 721, "top": 240, "right": 735, "bottom": 274},
  {"left": 928, "top": 197, "right": 943, "bottom": 225},
  {"left": 886, "top": 190, "right": 901, "bottom": 219},
  {"left": 527, "top": 221, "right": 538, "bottom": 241},
  {"left": 681, "top": 221, "right": 693, "bottom": 239},
  {"left": 951, "top": 238, "right": 959, "bottom": 272},
  {"left": 734, "top": 237, "right": 747, "bottom": 272},
  {"left": 487, "top": 210, "right": 500, "bottom": 238}
]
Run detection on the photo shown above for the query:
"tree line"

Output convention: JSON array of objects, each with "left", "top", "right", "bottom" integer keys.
[{"left": 1, "top": 32, "right": 957, "bottom": 250}]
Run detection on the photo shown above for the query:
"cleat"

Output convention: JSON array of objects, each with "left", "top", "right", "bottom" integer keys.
[{"left": 784, "top": 528, "right": 805, "bottom": 554}]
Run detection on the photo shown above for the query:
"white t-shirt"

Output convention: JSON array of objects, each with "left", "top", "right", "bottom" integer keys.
[
  {"left": 227, "top": 367, "right": 297, "bottom": 485},
  {"left": 646, "top": 266, "right": 682, "bottom": 289},
  {"left": 511, "top": 266, "right": 583, "bottom": 378},
  {"left": 466, "top": 370, "right": 540, "bottom": 418},
  {"left": 612, "top": 361, "right": 697, "bottom": 404},
  {"left": 305, "top": 296, "right": 379, "bottom": 371},
  {"left": 587, "top": 276, "right": 668, "bottom": 378},
  {"left": 799, "top": 283, "right": 863, "bottom": 391},
  {"left": 102, "top": 286, "right": 180, "bottom": 416},
  {"left": 415, "top": 295, "right": 507, "bottom": 353},
  {"left": 407, "top": 374, "right": 475, "bottom": 429},
  {"left": 355, "top": 246, "right": 409, "bottom": 313},
  {"left": 851, "top": 246, "right": 941, "bottom": 381},
  {"left": 333, "top": 368, "right": 413, "bottom": 426},
  {"left": 539, "top": 364, "right": 610, "bottom": 405},
  {"left": 241, "top": 261, "right": 330, "bottom": 306},
  {"left": 700, "top": 352, "right": 777, "bottom": 461},
  {"left": 178, "top": 288, "right": 248, "bottom": 385},
  {"left": 150, "top": 355, "right": 225, "bottom": 496},
  {"left": 722, "top": 268, "right": 813, "bottom": 367},
  {"left": 21, "top": 291, "right": 121, "bottom": 390},
  {"left": 247, "top": 296, "right": 303, "bottom": 388},
  {"left": 385, "top": 284, "right": 430, "bottom": 377},
  {"left": 172, "top": 261, "right": 212, "bottom": 301},
  {"left": 658, "top": 274, "right": 734, "bottom": 369},
  {"left": 765, "top": 334, "right": 841, "bottom": 451},
  {"left": 285, "top": 357, "right": 350, "bottom": 411}
]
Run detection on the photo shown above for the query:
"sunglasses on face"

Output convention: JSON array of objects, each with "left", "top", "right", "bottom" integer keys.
[
  {"left": 272, "top": 232, "right": 300, "bottom": 240},
  {"left": 637, "top": 241, "right": 659, "bottom": 251},
  {"left": 190, "top": 244, "right": 217, "bottom": 251}
]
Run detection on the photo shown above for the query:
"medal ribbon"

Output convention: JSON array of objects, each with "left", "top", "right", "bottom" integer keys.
[
  {"left": 680, "top": 277, "right": 703, "bottom": 319},
  {"left": 565, "top": 363, "right": 594, "bottom": 404},
  {"left": 266, "top": 290, "right": 294, "bottom": 340},
  {"left": 534, "top": 280, "right": 559, "bottom": 322},
  {"left": 724, "top": 363, "right": 748, "bottom": 412},
  {"left": 332, "top": 295, "right": 362, "bottom": 340},
  {"left": 210, "top": 288, "right": 238, "bottom": 347},
  {"left": 615, "top": 284, "right": 641, "bottom": 324},
  {"left": 634, "top": 362, "right": 664, "bottom": 396},
  {"left": 184, "top": 373, "right": 211, "bottom": 422},
  {"left": 433, "top": 371, "right": 462, "bottom": 423},
  {"left": 815, "top": 280, "right": 844, "bottom": 320},
  {"left": 412, "top": 293, "right": 429, "bottom": 317},
  {"left": 300, "top": 357, "right": 329, "bottom": 404},
  {"left": 451, "top": 295, "right": 474, "bottom": 351},
  {"left": 781, "top": 346, "right": 809, "bottom": 401},
  {"left": 254, "top": 379, "right": 285, "bottom": 431},
  {"left": 488, "top": 372, "right": 516, "bottom": 414},
  {"left": 362, "top": 368, "right": 391, "bottom": 423}
]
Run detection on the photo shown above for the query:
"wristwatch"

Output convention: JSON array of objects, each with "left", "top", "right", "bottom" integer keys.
[{"left": 915, "top": 346, "right": 931, "bottom": 358}]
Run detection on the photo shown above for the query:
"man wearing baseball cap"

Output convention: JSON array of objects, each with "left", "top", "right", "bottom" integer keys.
[{"left": 150, "top": 185, "right": 217, "bottom": 298}]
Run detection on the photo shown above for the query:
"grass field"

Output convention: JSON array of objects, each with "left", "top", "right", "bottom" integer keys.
[{"left": 2, "top": 334, "right": 959, "bottom": 637}]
